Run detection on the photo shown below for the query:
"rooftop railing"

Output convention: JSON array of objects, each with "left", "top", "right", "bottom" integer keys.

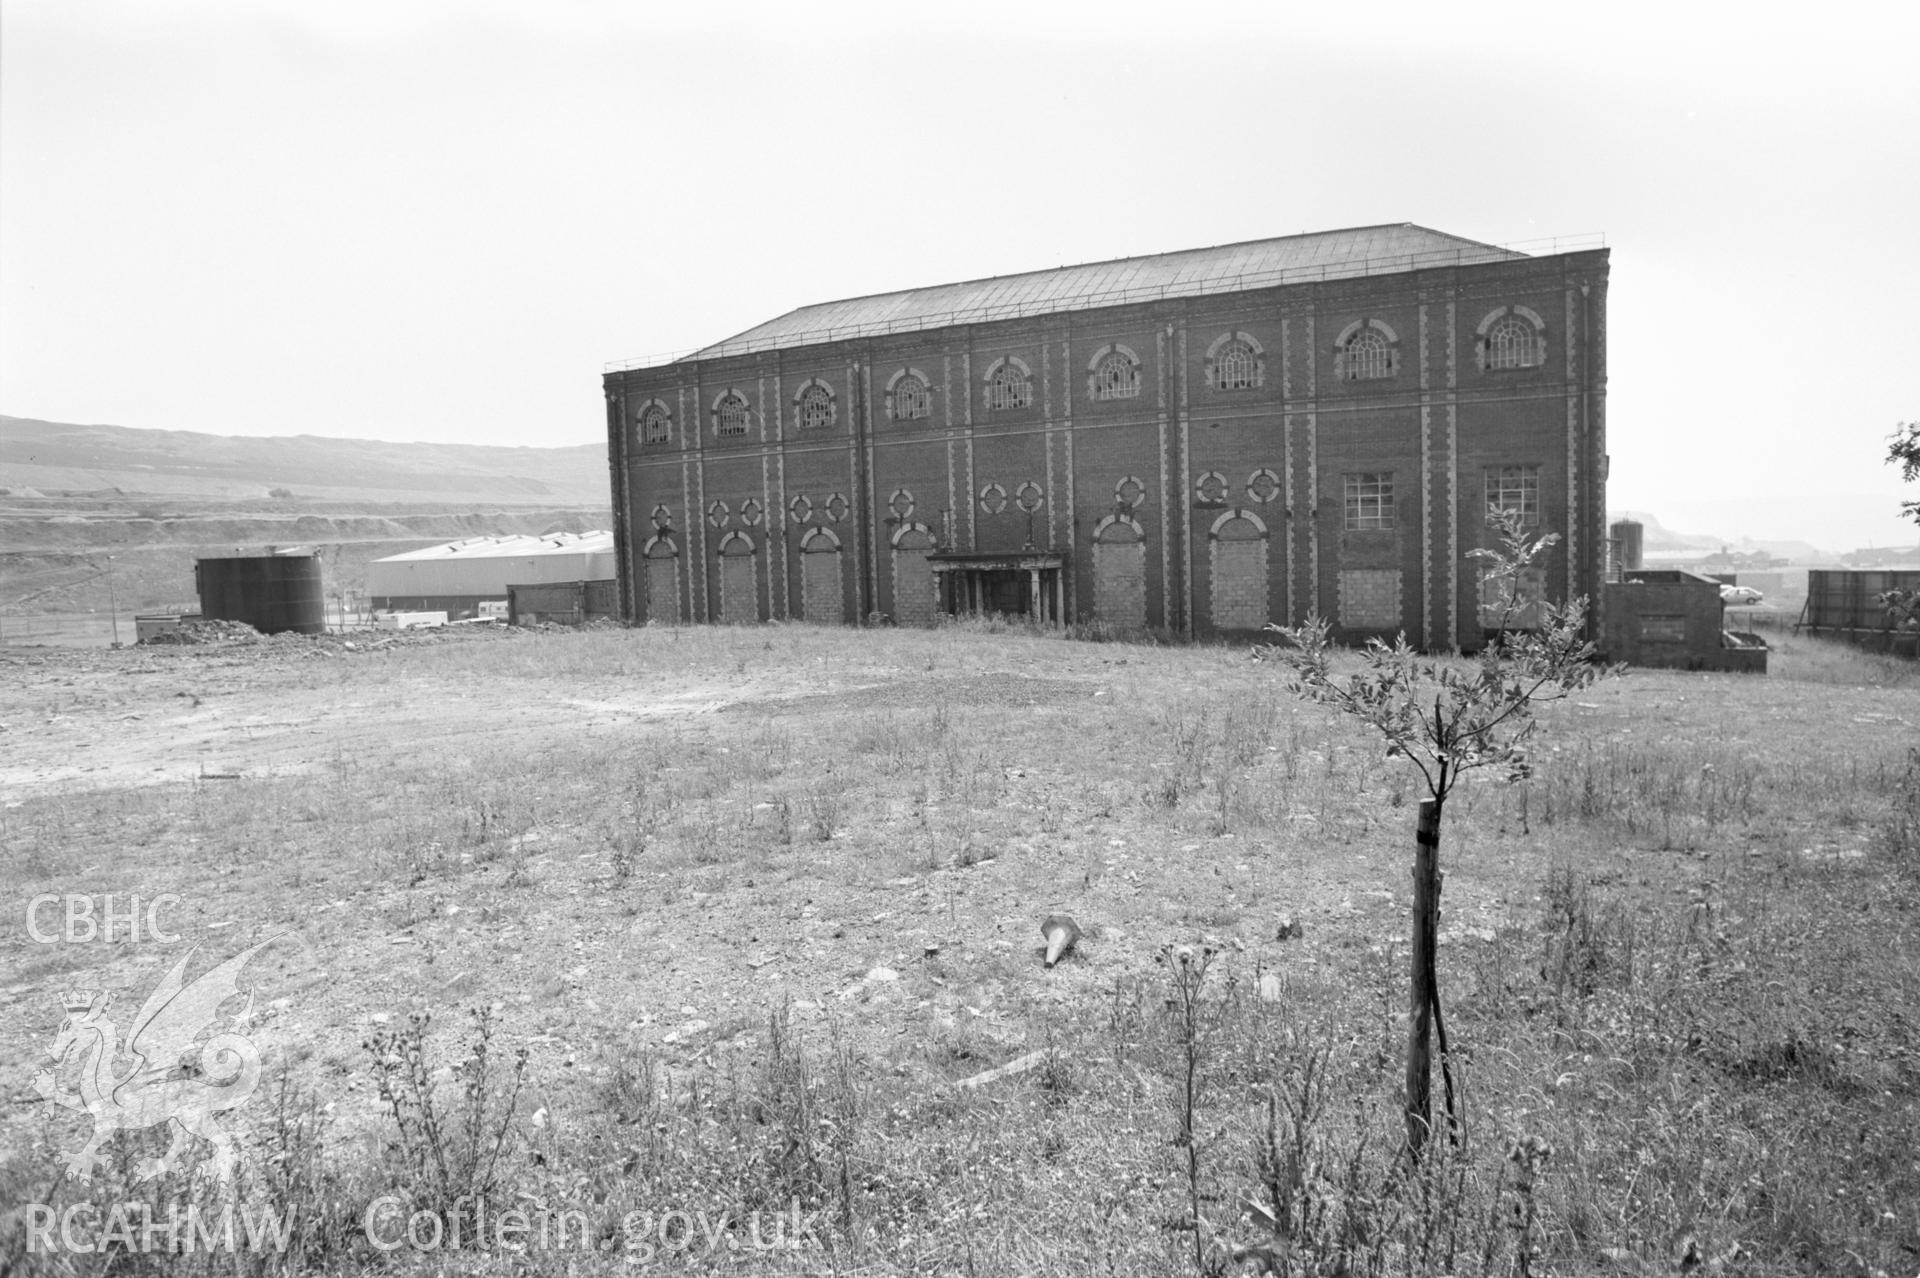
[{"left": 604, "top": 233, "right": 1605, "bottom": 374}]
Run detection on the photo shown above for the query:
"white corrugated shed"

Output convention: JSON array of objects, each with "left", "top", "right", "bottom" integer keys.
[{"left": 367, "top": 531, "right": 615, "bottom": 598}]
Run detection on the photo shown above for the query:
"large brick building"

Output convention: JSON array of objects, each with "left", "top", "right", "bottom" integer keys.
[{"left": 602, "top": 224, "right": 1608, "bottom": 647}]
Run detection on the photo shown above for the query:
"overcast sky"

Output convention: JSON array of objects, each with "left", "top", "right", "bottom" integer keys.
[{"left": 4, "top": 1, "right": 1917, "bottom": 550}]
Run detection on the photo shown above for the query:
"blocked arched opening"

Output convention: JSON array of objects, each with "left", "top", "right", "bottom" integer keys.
[
  {"left": 642, "top": 534, "right": 682, "bottom": 623},
  {"left": 1208, "top": 510, "right": 1270, "bottom": 632},
  {"left": 715, "top": 532, "right": 758, "bottom": 623},
  {"left": 890, "top": 524, "right": 937, "bottom": 627},
  {"left": 1092, "top": 515, "right": 1147, "bottom": 632},
  {"left": 798, "top": 527, "right": 846, "bottom": 624}
]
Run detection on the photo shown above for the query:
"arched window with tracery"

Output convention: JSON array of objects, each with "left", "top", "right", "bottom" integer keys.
[
  {"left": 1345, "top": 329, "right": 1390, "bottom": 380},
  {"left": 795, "top": 382, "right": 835, "bottom": 431},
  {"left": 1215, "top": 340, "right": 1257, "bottom": 389},
  {"left": 1487, "top": 316, "right": 1537, "bottom": 369},
  {"left": 714, "top": 391, "right": 750, "bottom": 437},
  {"left": 1332, "top": 319, "right": 1398, "bottom": 381},
  {"left": 1204, "top": 331, "right": 1266, "bottom": 392},
  {"left": 1089, "top": 346, "right": 1141, "bottom": 401},
  {"left": 637, "top": 401, "right": 671, "bottom": 444},
  {"left": 887, "top": 369, "right": 931, "bottom": 421},
  {"left": 985, "top": 358, "right": 1033, "bottom": 412},
  {"left": 1476, "top": 307, "right": 1547, "bottom": 372}
]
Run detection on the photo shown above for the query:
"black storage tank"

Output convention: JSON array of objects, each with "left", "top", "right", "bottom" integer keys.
[
  {"left": 195, "top": 554, "right": 326, "bottom": 635},
  {"left": 1609, "top": 519, "right": 1644, "bottom": 573}
]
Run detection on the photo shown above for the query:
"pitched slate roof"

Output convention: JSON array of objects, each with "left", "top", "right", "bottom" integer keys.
[{"left": 679, "top": 223, "right": 1527, "bottom": 364}]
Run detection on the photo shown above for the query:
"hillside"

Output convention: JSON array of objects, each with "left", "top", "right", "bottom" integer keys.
[
  {"left": 0, "top": 415, "right": 607, "bottom": 505},
  {"left": 0, "top": 416, "right": 611, "bottom": 621}
]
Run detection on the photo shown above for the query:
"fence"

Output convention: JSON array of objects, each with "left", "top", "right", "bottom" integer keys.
[
  {"left": 0, "top": 612, "right": 126, "bottom": 647},
  {"left": 507, "top": 580, "right": 619, "bottom": 627},
  {"left": 1801, "top": 569, "right": 1920, "bottom": 657}
]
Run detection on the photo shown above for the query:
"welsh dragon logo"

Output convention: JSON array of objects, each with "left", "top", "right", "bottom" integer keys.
[{"left": 33, "top": 938, "right": 281, "bottom": 1186}]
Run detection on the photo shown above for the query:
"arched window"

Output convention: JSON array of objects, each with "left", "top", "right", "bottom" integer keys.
[
  {"left": 985, "top": 358, "right": 1033, "bottom": 412},
  {"left": 1089, "top": 346, "right": 1140, "bottom": 401},
  {"left": 1215, "top": 340, "right": 1257, "bottom": 389},
  {"left": 1205, "top": 331, "right": 1266, "bottom": 391},
  {"left": 887, "top": 369, "right": 931, "bottom": 421},
  {"left": 1476, "top": 307, "right": 1547, "bottom": 372},
  {"left": 795, "top": 381, "right": 834, "bottom": 431},
  {"left": 714, "top": 391, "right": 750, "bottom": 437},
  {"left": 1344, "top": 329, "right": 1391, "bottom": 380},
  {"left": 1487, "top": 316, "right": 1536, "bottom": 370},
  {"left": 1333, "top": 319, "right": 1398, "bottom": 381},
  {"left": 636, "top": 401, "right": 671, "bottom": 444}
]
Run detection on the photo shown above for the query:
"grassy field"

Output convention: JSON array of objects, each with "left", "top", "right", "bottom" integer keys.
[{"left": 1, "top": 622, "right": 1916, "bottom": 1275}]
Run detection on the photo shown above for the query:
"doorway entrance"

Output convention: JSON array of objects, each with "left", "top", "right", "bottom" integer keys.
[{"left": 929, "top": 552, "right": 1066, "bottom": 625}]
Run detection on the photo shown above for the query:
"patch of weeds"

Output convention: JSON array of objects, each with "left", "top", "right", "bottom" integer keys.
[
  {"left": 1157, "top": 941, "right": 1219, "bottom": 1272},
  {"left": 1106, "top": 974, "right": 1149, "bottom": 1066},
  {"left": 926, "top": 1015, "right": 995, "bottom": 1075},
  {"left": 1880, "top": 745, "right": 1920, "bottom": 868},
  {"left": 364, "top": 1006, "right": 529, "bottom": 1231},
  {"left": 1539, "top": 863, "right": 1630, "bottom": 1000},
  {"left": 803, "top": 786, "right": 840, "bottom": 842},
  {"left": 503, "top": 849, "right": 534, "bottom": 889},
  {"left": 1037, "top": 1026, "right": 1076, "bottom": 1110}
]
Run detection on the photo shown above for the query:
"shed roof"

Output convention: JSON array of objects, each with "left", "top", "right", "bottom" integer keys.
[
  {"left": 374, "top": 531, "right": 614, "bottom": 564},
  {"left": 666, "top": 224, "right": 1541, "bottom": 366}
]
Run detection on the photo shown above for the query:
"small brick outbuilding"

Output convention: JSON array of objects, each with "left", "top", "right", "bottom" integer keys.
[{"left": 1603, "top": 570, "right": 1766, "bottom": 672}]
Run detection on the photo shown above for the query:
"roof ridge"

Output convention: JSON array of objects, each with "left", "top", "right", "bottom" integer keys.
[
  {"left": 758, "top": 223, "right": 1438, "bottom": 318},
  {"left": 628, "top": 224, "right": 1598, "bottom": 371}
]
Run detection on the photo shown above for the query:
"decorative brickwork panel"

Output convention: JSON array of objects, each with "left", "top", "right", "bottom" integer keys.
[
  {"left": 645, "top": 557, "right": 681, "bottom": 623},
  {"left": 1094, "top": 537, "right": 1148, "bottom": 631},
  {"left": 1210, "top": 522, "right": 1269, "bottom": 631},
  {"left": 719, "top": 552, "right": 757, "bottom": 623},
  {"left": 892, "top": 529, "right": 937, "bottom": 628},
  {"left": 1339, "top": 569, "right": 1402, "bottom": 631},
  {"left": 801, "top": 548, "right": 845, "bottom": 624}
]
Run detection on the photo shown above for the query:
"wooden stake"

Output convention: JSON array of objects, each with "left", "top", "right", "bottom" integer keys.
[{"left": 1406, "top": 798, "right": 1442, "bottom": 1157}]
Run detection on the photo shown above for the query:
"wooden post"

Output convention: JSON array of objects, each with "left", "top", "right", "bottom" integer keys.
[{"left": 1407, "top": 798, "right": 1442, "bottom": 1156}]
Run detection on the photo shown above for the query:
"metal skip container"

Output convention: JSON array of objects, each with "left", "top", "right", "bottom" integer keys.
[{"left": 195, "top": 553, "right": 326, "bottom": 635}]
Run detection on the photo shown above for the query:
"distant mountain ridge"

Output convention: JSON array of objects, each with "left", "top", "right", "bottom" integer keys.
[
  {"left": 1608, "top": 510, "right": 1832, "bottom": 563},
  {"left": 1, "top": 415, "right": 608, "bottom": 506}
]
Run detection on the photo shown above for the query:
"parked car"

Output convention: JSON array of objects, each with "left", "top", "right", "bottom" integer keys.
[{"left": 1720, "top": 585, "right": 1765, "bottom": 605}]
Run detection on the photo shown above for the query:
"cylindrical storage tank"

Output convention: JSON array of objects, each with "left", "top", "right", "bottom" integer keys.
[
  {"left": 195, "top": 555, "right": 326, "bottom": 635},
  {"left": 1610, "top": 519, "right": 1644, "bottom": 572}
]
